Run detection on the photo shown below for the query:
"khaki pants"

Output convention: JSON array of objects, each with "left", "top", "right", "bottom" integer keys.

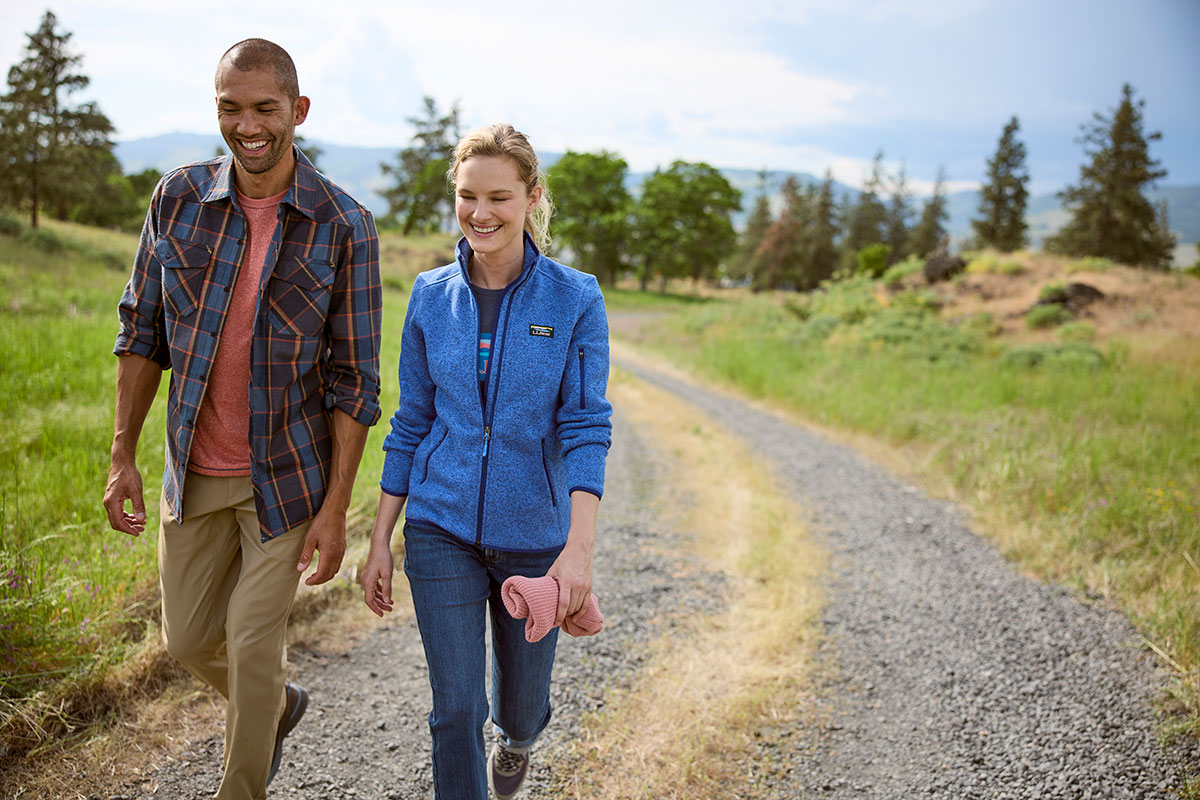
[{"left": 158, "top": 474, "right": 310, "bottom": 800}]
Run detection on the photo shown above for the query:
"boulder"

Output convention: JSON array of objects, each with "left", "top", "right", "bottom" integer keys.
[{"left": 924, "top": 252, "right": 966, "bottom": 283}]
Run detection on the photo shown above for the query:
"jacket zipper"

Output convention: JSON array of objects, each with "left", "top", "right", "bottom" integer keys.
[
  {"left": 475, "top": 285, "right": 516, "bottom": 546},
  {"left": 578, "top": 347, "right": 587, "bottom": 409}
]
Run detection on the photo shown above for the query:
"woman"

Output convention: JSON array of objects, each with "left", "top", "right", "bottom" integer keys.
[{"left": 361, "top": 124, "right": 612, "bottom": 800}]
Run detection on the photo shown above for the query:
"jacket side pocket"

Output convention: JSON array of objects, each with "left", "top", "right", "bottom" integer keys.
[{"left": 541, "top": 439, "right": 557, "bottom": 507}]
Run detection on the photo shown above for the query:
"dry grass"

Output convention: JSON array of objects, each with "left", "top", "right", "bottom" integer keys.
[
  {"left": 0, "top": 523, "right": 409, "bottom": 800},
  {"left": 552, "top": 369, "right": 826, "bottom": 798}
]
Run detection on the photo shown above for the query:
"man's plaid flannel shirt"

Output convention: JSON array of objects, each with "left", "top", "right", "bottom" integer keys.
[{"left": 114, "top": 149, "right": 382, "bottom": 542}]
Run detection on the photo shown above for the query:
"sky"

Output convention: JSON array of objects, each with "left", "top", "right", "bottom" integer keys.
[{"left": 1, "top": 0, "right": 1197, "bottom": 196}]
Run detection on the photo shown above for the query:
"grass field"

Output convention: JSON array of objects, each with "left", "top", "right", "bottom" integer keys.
[
  {"left": 0, "top": 216, "right": 454, "bottom": 753},
  {"left": 3, "top": 216, "right": 1197, "bottom": 766},
  {"left": 610, "top": 271, "right": 1200, "bottom": 737}
]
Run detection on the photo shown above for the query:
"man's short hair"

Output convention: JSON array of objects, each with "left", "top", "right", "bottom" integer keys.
[{"left": 216, "top": 38, "right": 299, "bottom": 100}]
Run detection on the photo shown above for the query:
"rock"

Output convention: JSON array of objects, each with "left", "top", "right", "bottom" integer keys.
[{"left": 923, "top": 252, "right": 966, "bottom": 283}]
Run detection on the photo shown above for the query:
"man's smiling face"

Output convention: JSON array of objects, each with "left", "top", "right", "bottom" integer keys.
[{"left": 215, "top": 63, "right": 307, "bottom": 190}]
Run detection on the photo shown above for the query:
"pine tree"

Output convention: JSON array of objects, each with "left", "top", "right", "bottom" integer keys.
[
  {"left": 910, "top": 166, "right": 949, "bottom": 258},
  {"left": 0, "top": 11, "right": 117, "bottom": 228},
  {"left": 754, "top": 177, "right": 805, "bottom": 291},
  {"left": 797, "top": 171, "right": 839, "bottom": 290},
  {"left": 728, "top": 170, "right": 773, "bottom": 284},
  {"left": 843, "top": 152, "right": 888, "bottom": 255},
  {"left": 971, "top": 116, "right": 1029, "bottom": 251},
  {"left": 380, "top": 96, "right": 461, "bottom": 234},
  {"left": 885, "top": 164, "right": 911, "bottom": 264},
  {"left": 1046, "top": 84, "right": 1174, "bottom": 269}
]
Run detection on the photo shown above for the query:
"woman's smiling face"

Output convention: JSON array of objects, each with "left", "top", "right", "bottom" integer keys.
[{"left": 455, "top": 155, "right": 540, "bottom": 268}]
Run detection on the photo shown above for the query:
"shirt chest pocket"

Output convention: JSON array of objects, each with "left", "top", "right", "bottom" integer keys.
[
  {"left": 266, "top": 255, "right": 335, "bottom": 338},
  {"left": 155, "top": 237, "right": 213, "bottom": 318}
]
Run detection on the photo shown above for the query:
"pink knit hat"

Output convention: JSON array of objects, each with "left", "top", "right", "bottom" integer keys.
[{"left": 500, "top": 575, "right": 604, "bottom": 643}]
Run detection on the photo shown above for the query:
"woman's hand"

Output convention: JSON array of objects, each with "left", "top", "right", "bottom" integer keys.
[
  {"left": 361, "top": 492, "right": 406, "bottom": 617},
  {"left": 546, "top": 490, "right": 599, "bottom": 625},
  {"left": 361, "top": 540, "right": 395, "bottom": 617}
]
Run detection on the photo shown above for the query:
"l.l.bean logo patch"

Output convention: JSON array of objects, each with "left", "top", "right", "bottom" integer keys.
[{"left": 529, "top": 324, "right": 555, "bottom": 338}]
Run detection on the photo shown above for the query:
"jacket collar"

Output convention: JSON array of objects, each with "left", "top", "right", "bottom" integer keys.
[
  {"left": 455, "top": 231, "right": 540, "bottom": 289},
  {"left": 201, "top": 145, "right": 319, "bottom": 220}
]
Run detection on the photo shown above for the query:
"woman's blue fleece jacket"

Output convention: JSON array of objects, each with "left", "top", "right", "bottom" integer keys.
[{"left": 380, "top": 235, "right": 613, "bottom": 552}]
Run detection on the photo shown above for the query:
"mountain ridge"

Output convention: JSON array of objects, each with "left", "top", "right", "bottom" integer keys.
[{"left": 115, "top": 133, "right": 1199, "bottom": 260}]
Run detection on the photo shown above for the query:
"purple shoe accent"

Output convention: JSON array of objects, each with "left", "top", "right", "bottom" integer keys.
[{"left": 488, "top": 741, "right": 530, "bottom": 799}]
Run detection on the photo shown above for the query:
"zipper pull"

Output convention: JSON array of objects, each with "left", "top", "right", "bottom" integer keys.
[{"left": 483, "top": 426, "right": 490, "bottom": 458}]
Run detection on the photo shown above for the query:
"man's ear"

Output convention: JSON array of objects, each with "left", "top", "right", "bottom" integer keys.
[{"left": 293, "top": 95, "right": 311, "bottom": 126}]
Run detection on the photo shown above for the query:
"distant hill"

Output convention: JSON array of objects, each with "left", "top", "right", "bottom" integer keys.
[
  {"left": 114, "top": 133, "right": 397, "bottom": 214},
  {"left": 116, "top": 134, "right": 1200, "bottom": 263}
]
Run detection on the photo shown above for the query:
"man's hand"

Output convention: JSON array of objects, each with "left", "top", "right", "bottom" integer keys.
[
  {"left": 104, "top": 458, "right": 147, "bottom": 536},
  {"left": 105, "top": 353, "right": 162, "bottom": 538},
  {"left": 296, "top": 507, "right": 346, "bottom": 586}
]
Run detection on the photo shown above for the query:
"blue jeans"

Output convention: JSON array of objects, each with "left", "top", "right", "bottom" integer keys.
[{"left": 403, "top": 520, "right": 562, "bottom": 800}]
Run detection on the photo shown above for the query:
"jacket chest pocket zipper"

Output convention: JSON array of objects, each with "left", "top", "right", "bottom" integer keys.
[{"left": 578, "top": 348, "right": 586, "bottom": 409}]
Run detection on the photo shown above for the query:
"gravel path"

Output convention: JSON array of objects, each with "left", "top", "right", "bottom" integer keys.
[
  {"left": 118, "top": 386, "right": 725, "bottom": 800},
  {"left": 114, "top": 354, "right": 1196, "bottom": 799},
  {"left": 617, "top": 356, "right": 1198, "bottom": 799}
]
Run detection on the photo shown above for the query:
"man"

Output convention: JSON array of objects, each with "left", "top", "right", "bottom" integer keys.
[{"left": 103, "top": 39, "right": 381, "bottom": 799}]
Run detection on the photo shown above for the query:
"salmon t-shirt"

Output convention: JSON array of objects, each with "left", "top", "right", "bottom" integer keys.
[{"left": 189, "top": 188, "right": 287, "bottom": 476}]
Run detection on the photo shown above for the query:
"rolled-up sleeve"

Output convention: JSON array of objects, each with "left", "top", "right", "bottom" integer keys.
[
  {"left": 113, "top": 181, "right": 169, "bottom": 368},
  {"left": 325, "top": 209, "right": 382, "bottom": 427},
  {"left": 556, "top": 279, "right": 613, "bottom": 499}
]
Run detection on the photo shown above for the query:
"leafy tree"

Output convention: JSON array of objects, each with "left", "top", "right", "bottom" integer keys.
[
  {"left": 972, "top": 116, "right": 1029, "bottom": 251},
  {"left": 631, "top": 160, "right": 741, "bottom": 290},
  {"left": 910, "top": 166, "right": 949, "bottom": 257},
  {"left": 1046, "top": 84, "right": 1174, "bottom": 269},
  {"left": 380, "top": 96, "right": 461, "bottom": 235},
  {"left": 547, "top": 150, "right": 631, "bottom": 284},
  {"left": 727, "top": 169, "right": 772, "bottom": 284},
  {"left": 884, "top": 164, "right": 911, "bottom": 263},
  {"left": 0, "top": 10, "right": 118, "bottom": 228}
]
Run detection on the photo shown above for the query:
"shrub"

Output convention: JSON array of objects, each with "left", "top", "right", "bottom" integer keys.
[
  {"left": 0, "top": 214, "right": 22, "bottom": 236},
  {"left": 1026, "top": 304, "right": 1071, "bottom": 329},
  {"left": 1001, "top": 342, "right": 1105, "bottom": 369},
  {"left": 1066, "top": 256, "right": 1115, "bottom": 273},
  {"left": 856, "top": 243, "right": 892, "bottom": 278},
  {"left": 957, "top": 312, "right": 1000, "bottom": 339},
  {"left": 1057, "top": 321, "right": 1096, "bottom": 343},
  {"left": 19, "top": 227, "right": 66, "bottom": 253},
  {"left": 965, "top": 254, "right": 998, "bottom": 274},
  {"left": 1036, "top": 281, "right": 1069, "bottom": 304},
  {"left": 882, "top": 256, "right": 925, "bottom": 285},
  {"left": 809, "top": 275, "right": 879, "bottom": 324},
  {"left": 801, "top": 313, "right": 840, "bottom": 341},
  {"left": 998, "top": 260, "right": 1025, "bottom": 275}
]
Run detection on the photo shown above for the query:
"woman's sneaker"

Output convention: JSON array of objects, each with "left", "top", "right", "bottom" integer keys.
[{"left": 488, "top": 741, "right": 530, "bottom": 799}]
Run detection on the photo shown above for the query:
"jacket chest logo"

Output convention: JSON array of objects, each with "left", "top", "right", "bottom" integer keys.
[{"left": 529, "top": 324, "right": 554, "bottom": 338}]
